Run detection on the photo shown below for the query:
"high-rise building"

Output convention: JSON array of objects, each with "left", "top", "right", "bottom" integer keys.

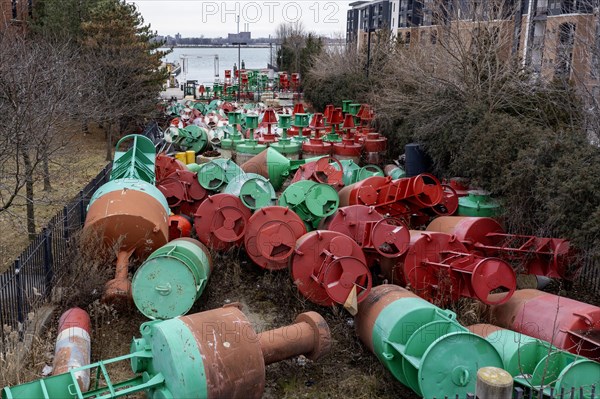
[
  {"left": 346, "top": 0, "right": 600, "bottom": 94},
  {"left": 347, "top": 0, "right": 392, "bottom": 50}
]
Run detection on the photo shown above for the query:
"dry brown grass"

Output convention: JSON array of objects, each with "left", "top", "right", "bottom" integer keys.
[
  {"left": 1, "top": 139, "right": 595, "bottom": 398},
  {"left": 0, "top": 124, "right": 107, "bottom": 273},
  {"left": 0, "top": 242, "right": 408, "bottom": 397},
  {"left": 0, "top": 229, "right": 143, "bottom": 393},
  {"left": 0, "top": 319, "right": 56, "bottom": 389},
  {"left": 196, "top": 251, "right": 407, "bottom": 399}
]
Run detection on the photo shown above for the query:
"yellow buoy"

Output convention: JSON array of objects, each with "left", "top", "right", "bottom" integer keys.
[
  {"left": 186, "top": 151, "right": 196, "bottom": 164},
  {"left": 175, "top": 152, "right": 187, "bottom": 164}
]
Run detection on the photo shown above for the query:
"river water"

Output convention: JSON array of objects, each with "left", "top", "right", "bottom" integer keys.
[{"left": 161, "top": 47, "right": 274, "bottom": 85}]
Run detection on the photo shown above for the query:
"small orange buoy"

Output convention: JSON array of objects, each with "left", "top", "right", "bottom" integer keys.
[{"left": 168, "top": 214, "right": 193, "bottom": 241}]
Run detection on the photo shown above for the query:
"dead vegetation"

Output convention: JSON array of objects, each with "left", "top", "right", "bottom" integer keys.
[
  {"left": 198, "top": 251, "right": 405, "bottom": 398},
  {"left": 0, "top": 236, "right": 409, "bottom": 397},
  {"left": 0, "top": 126, "right": 107, "bottom": 273},
  {"left": 1, "top": 200, "right": 596, "bottom": 396}
]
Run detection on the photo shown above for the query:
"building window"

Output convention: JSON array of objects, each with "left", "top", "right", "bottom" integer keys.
[
  {"left": 422, "top": 0, "right": 433, "bottom": 25},
  {"left": 555, "top": 22, "right": 576, "bottom": 80},
  {"left": 561, "top": 0, "right": 574, "bottom": 13},
  {"left": 581, "top": 0, "right": 593, "bottom": 13},
  {"left": 592, "top": 22, "right": 600, "bottom": 79},
  {"left": 559, "top": 23, "right": 576, "bottom": 46},
  {"left": 430, "top": 31, "right": 437, "bottom": 44}
]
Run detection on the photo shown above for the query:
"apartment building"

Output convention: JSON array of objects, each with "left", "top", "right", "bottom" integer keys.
[
  {"left": 346, "top": 0, "right": 600, "bottom": 91},
  {"left": 347, "top": 0, "right": 392, "bottom": 50},
  {"left": 1, "top": 0, "right": 32, "bottom": 32},
  {"left": 520, "top": 0, "right": 598, "bottom": 88}
]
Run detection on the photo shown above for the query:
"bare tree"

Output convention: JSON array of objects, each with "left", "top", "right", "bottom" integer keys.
[
  {"left": 0, "top": 32, "right": 91, "bottom": 238},
  {"left": 276, "top": 21, "right": 306, "bottom": 41},
  {"left": 303, "top": 29, "right": 393, "bottom": 110},
  {"left": 276, "top": 21, "right": 308, "bottom": 73},
  {"left": 362, "top": 0, "right": 600, "bottom": 273},
  {"left": 562, "top": 5, "right": 600, "bottom": 145}
]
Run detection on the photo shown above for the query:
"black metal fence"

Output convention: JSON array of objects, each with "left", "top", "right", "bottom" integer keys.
[
  {"left": 141, "top": 120, "right": 163, "bottom": 145},
  {"left": 513, "top": 385, "right": 596, "bottom": 399},
  {"left": 578, "top": 254, "right": 600, "bottom": 292},
  {"left": 440, "top": 385, "right": 597, "bottom": 398},
  {"left": 0, "top": 164, "right": 111, "bottom": 352}
]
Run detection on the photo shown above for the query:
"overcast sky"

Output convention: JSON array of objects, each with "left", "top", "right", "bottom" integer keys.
[{"left": 127, "top": 1, "right": 352, "bottom": 38}]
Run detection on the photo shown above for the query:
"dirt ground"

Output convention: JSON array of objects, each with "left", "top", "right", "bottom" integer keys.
[
  {"left": 3, "top": 245, "right": 598, "bottom": 398},
  {"left": 1, "top": 129, "right": 598, "bottom": 398},
  {"left": 0, "top": 125, "right": 108, "bottom": 273},
  {"left": 1, "top": 242, "right": 410, "bottom": 398}
]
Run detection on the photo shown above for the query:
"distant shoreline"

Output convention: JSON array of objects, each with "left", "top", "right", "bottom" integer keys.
[{"left": 166, "top": 44, "right": 274, "bottom": 49}]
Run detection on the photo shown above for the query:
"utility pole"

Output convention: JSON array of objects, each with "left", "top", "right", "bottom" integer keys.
[
  {"left": 269, "top": 34, "right": 273, "bottom": 67},
  {"left": 366, "top": 28, "right": 376, "bottom": 79},
  {"left": 237, "top": 15, "right": 241, "bottom": 102},
  {"left": 233, "top": 15, "right": 247, "bottom": 102}
]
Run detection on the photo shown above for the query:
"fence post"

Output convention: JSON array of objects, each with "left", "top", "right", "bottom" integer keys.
[
  {"left": 43, "top": 228, "right": 54, "bottom": 298},
  {"left": 14, "top": 259, "right": 24, "bottom": 338},
  {"left": 79, "top": 190, "right": 85, "bottom": 226},
  {"left": 476, "top": 367, "right": 513, "bottom": 399},
  {"left": 63, "top": 205, "right": 70, "bottom": 242}
]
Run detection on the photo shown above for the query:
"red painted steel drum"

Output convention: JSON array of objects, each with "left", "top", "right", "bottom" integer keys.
[
  {"left": 291, "top": 230, "right": 372, "bottom": 307},
  {"left": 194, "top": 194, "right": 251, "bottom": 251},
  {"left": 244, "top": 206, "right": 306, "bottom": 270},
  {"left": 302, "top": 138, "right": 333, "bottom": 156},
  {"left": 427, "top": 216, "right": 505, "bottom": 254},
  {"left": 53, "top": 308, "right": 92, "bottom": 392},
  {"left": 292, "top": 157, "right": 344, "bottom": 188},
  {"left": 320, "top": 205, "right": 410, "bottom": 260},
  {"left": 489, "top": 289, "right": 600, "bottom": 360},
  {"left": 157, "top": 170, "right": 208, "bottom": 216},
  {"left": 155, "top": 153, "right": 186, "bottom": 182}
]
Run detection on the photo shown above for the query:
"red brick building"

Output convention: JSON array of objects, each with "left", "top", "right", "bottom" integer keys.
[{"left": 1, "top": 0, "right": 32, "bottom": 33}]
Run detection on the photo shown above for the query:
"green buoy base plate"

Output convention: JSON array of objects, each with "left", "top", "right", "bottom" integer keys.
[
  {"left": 271, "top": 141, "right": 302, "bottom": 155},
  {"left": 236, "top": 141, "right": 267, "bottom": 155},
  {"left": 132, "top": 257, "right": 197, "bottom": 320}
]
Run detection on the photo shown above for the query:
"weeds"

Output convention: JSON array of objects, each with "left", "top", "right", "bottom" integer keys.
[{"left": 0, "top": 314, "right": 54, "bottom": 389}]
